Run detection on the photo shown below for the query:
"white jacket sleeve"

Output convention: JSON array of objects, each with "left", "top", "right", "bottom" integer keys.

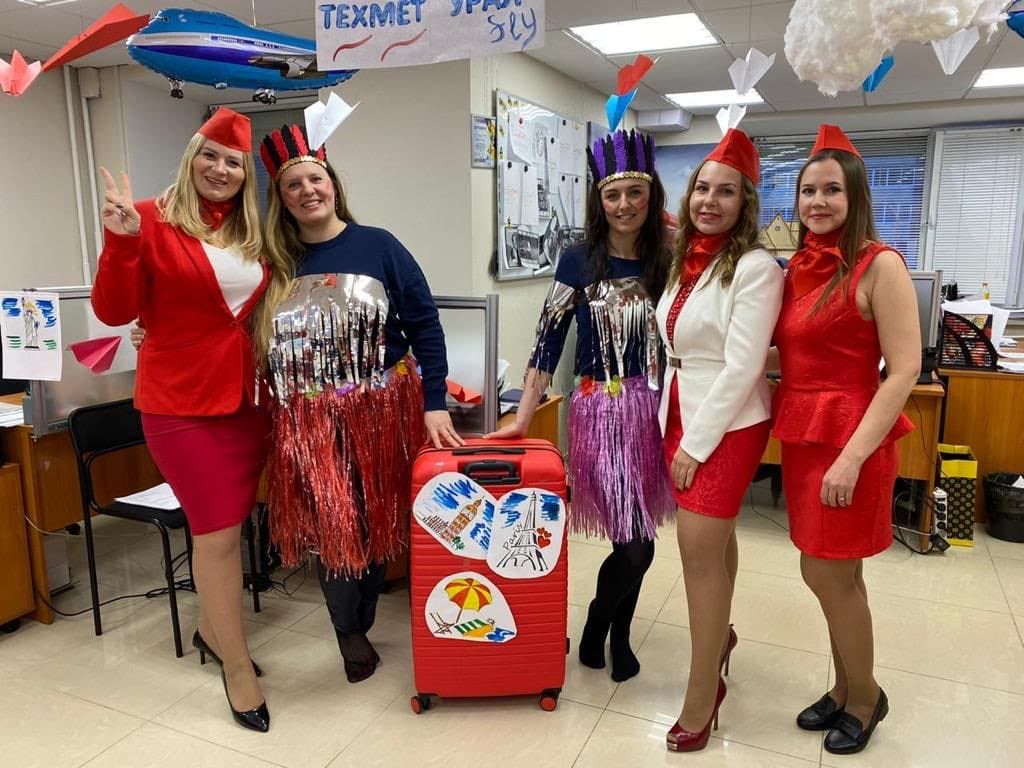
[{"left": 679, "top": 254, "right": 784, "bottom": 462}]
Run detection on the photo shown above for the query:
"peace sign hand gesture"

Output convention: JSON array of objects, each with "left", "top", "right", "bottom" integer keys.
[{"left": 99, "top": 167, "right": 141, "bottom": 236}]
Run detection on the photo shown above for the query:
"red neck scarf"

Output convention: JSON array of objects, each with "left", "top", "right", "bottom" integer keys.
[
  {"left": 788, "top": 228, "right": 844, "bottom": 298},
  {"left": 200, "top": 197, "right": 237, "bottom": 231},
  {"left": 684, "top": 230, "right": 731, "bottom": 277}
]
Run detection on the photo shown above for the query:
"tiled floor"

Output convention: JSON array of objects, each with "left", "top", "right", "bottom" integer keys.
[{"left": 3, "top": 482, "right": 1023, "bottom": 768}]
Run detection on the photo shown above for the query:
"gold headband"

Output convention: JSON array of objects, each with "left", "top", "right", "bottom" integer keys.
[
  {"left": 596, "top": 171, "right": 653, "bottom": 190},
  {"left": 275, "top": 155, "right": 329, "bottom": 182}
]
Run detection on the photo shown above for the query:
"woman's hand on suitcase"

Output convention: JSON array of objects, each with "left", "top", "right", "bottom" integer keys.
[
  {"left": 484, "top": 421, "right": 525, "bottom": 440},
  {"left": 671, "top": 446, "right": 701, "bottom": 490},
  {"left": 425, "top": 410, "right": 465, "bottom": 448}
]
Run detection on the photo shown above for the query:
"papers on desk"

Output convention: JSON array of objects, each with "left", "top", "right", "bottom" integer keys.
[
  {"left": 943, "top": 299, "right": 1009, "bottom": 347},
  {"left": 0, "top": 401, "right": 24, "bottom": 427},
  {"left": 997, "top": 360, "right": 1024, "bottom": 374},
  {"left": 115, "top": 483, "right": 180, "bottom": 510}
]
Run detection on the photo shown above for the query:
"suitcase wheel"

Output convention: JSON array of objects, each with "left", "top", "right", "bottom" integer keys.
[
  {"left": 540, "top": 690, "right": 560, "bottom": 712},
  {"left": 410, "top": 694, "right": 432, "bottom": 714}
]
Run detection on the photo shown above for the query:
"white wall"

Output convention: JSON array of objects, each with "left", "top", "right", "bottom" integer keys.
[
  {"left": 469, "top": 53, "right": 611, "bottom": 389},
  {"left": 323, "top": 60, "right": 474, "bottom": 295},
  {"left": 0, "top": 62, "right": 87, "bottom": 289}
]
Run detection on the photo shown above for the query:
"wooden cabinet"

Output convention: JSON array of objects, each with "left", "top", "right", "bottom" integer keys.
[
  {"left": 496, "top": 395, "right": 564, "bottom": 447},
  {"left": 0, "top": 463, "right": 34, "bottom": 627}
]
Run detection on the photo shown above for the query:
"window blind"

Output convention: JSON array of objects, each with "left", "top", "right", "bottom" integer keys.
[
  {"left": 755, "top": 133, "right": 929, "bottom": 268},
  {"left": 926, "top": 127, "right": 1024, "bottom": 304}
]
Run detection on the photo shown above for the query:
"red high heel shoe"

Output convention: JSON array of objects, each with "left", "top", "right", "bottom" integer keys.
[
  {"left": 666, "top": 677, "right": 727, "bottom": 753},
  {"left": 720, "top": 624, "right": 738, "bottom": 677}
]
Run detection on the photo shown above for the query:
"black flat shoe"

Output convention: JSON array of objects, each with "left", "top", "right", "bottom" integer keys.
[
  {"left": 193, "top": 630, "right": 263, "bottom": 677},
  {"left": 220, "top": 670, "right": 270, "bottom": 733},
  {"left": 797, "top": 692, "right": 845, "bottom": 731},
  {"left": 824, "top": 689, "right": 888, "bottom": 755}
]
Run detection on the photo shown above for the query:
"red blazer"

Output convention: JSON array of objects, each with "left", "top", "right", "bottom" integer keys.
[{"left": 92, "top": 199, "right": 269, "bottom": 417}]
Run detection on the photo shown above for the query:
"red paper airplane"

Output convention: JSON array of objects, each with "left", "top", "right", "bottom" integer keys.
[
  {"left": 43, "top": 3, "right": 150, "bottom": 72},
  {"left": 447, "top": 379, "right": 483, "bottom": 405},
  {"left": 616, "top": 54, "right": 655, "bottom": 96},
  {"left": 0, "top": 51, "right": 43, "bottom": 96},
  {"left": 70, "top": 336, "right": 121, "bottom": 373}
]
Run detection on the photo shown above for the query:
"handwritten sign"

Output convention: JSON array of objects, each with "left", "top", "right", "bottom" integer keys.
[{"left": 315, "top": 0, "right": 545, "bottom": 70}]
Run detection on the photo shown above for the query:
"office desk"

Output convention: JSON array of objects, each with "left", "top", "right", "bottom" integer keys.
[
  {"left": 0, "top": 393, "right": 163, "bottom": 623},
  {"left": 940, "top": 368, "right": 1024, "bottom": 521},
  {"left": 496, "top": 394, "right": 564, "bottom": 447},
  {"left": 0, "top": 463, "right": 33, "bottom": 628},
  {"left": 762, "top": 382, "right": 945, "bottom": 542}
]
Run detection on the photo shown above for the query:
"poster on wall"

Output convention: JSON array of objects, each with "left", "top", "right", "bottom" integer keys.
[
  {"left": 0, "top": 291, "right": 62, "bottom": 381},
  {"left": 656, "top": 143, "right": 718, "bottom": 220},
  {"left": 316, "top": 0, "right": 544, "bottom": 71},
  {"left": 496, "top": 91, "right": 587, "bottom": 281},
  {"left": 471, "top": 115, "right": 496, "bottom": 169}
]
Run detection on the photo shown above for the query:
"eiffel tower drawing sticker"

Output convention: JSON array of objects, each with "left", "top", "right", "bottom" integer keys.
[
  {"left": 424, "top": 571, "right": 517, "bottom": 644},
  {"left": 487, "top": 489, "right": 565, "bottom": 579},
  {"left": 413, "top": 472, "right": 494, "bottom": 559}
]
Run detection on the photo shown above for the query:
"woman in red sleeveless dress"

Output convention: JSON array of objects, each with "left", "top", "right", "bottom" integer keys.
[{"left": 772, "top": 125, "right": 920, "bottom": 755}]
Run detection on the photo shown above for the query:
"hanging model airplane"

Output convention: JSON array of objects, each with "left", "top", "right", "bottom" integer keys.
[{"left": 127, "top": 8, "right": 355, "bottom": 103}]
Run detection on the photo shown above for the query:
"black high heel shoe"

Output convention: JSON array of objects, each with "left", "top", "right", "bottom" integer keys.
[
  {"left": 797, "top": 692, "right": 845, "bottom": 731},
  {"left": 824, "top": 688, "right": 888, "bottom": 755},
  {"left": 193, "top": 630, "right": 263, "bottom": 677},
  {"left": 220, "top": 669, "right": 270, "bottom": 733}
]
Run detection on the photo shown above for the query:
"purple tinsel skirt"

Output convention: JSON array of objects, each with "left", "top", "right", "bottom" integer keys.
[{"left": 567, "top": 375, "right": 675, "bottom": 543}]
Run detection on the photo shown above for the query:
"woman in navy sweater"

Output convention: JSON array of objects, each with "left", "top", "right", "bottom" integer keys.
[{"left": 259, "top": 124, "right": 462, "bottom": 683}]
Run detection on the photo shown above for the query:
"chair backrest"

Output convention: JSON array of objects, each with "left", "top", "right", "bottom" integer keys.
[{"left": 67, "top": 398, "right": 145, "bottom": 462}]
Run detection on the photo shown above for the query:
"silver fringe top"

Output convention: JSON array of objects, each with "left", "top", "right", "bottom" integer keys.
[
  {"left": 528, "top": 276, "right": 660, "bottom": 391},
  {"left": 269, "top": 273, "right": 390, "bottom": 401}
]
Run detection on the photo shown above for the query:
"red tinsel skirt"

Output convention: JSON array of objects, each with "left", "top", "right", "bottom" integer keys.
[
  {"left": 266, "top": 361, "right": 426, "bottom": 575},
  {"left": 661, "top": 385, "right": 770, "bottom": 518}
]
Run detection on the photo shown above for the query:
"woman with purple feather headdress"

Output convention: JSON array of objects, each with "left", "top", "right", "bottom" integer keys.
[{"left": 487, "top": 127, "right": 674, "bottom": 683}]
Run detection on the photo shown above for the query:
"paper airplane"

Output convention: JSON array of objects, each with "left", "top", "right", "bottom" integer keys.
[
  {"left": 862, "top": 55, "right": 895, "bottom": 92},
  {"left": 931, "top": 27, "right": 980, "bottom": 75},
  {"left": 606, "top": 89, "right": 637, "bottom": 133},
  {"left": 716, "top": 104, "right": 747, "bottom": 136},
  {"left": 728, "top": 47, "right": 775, "bottom": 97},
  {"left": 616, "top": 53, "right": 656, "bottom": 95},
  {"left": 304, "top": 92, "right": 358, "bottom": 151},
  {"left": 69, "top": 336, "right": 121, "bottom": 374},
  {"left": 447, "top": 378, "right": 482, "bottom": 405},
  {"left": 43, "top": 3, "right": 150, "bottom": 72},
  {"left": 0, "top": 51, "right": 43, "bottom": 96}
]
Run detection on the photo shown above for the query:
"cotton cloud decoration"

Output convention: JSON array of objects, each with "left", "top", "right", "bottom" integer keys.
[{"left": 786, "top": 0, "right": 1010, "bottom": 96}]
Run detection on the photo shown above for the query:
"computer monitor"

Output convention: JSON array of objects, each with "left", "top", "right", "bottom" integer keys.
[{"left": 910, "top": 270, "right": 942, "bottom": 350}]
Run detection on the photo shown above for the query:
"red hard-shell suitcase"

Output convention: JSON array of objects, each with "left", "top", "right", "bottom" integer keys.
[{"left": 408, "top": 438, "right": 568, "bottom": 713}]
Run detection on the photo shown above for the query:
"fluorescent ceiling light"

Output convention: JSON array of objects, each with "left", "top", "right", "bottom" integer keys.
[
  {"left": 666, "top": 89, "right": 764, "bottom": 109},
  {"left": 974, "top": 66, "right": 1024, "bottom": 88},
  {"left": 569, "top": 13, "right": 716, "bottom": 56},
  {"left": 17, "top": 0, "right": 78, "bottom": 6}
]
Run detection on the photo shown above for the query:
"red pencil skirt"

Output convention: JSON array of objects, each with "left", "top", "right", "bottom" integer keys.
[{"left": 141, "top": 405, "right": 270, "bottom": 535}]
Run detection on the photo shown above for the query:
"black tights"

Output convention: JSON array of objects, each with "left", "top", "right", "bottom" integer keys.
[
  {"left": 318, "top": 559, "right": 387, "bottom": 683},
  {"left": 578, "top": 536, "right": 655, "bottom": 682}
]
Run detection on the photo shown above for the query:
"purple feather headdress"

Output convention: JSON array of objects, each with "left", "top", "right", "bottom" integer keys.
[{"left": 587, "top": 129, "right": 656, "bottom": 189}]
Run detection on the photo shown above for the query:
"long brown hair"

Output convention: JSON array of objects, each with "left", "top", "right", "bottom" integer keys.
[
  {"left": 583, "top": 175, "right": 670, "bottom": 303},
  {"left": 668, "top": 162, "right": 761, "bottom": 289},
  {"left": 252, "top": 160, "right": 356, "bottom": 367},
  {"left": 794, "top": 149, "right": 879, "bottom": 311}
]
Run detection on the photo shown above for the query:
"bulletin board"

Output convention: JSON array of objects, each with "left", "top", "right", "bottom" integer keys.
[{"left": 495, "top": 91, "right": 588, "bottom": 281}]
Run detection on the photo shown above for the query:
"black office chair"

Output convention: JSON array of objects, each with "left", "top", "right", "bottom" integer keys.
[{"left": 68, "top": 398, "right": 193, "bottom": 657}]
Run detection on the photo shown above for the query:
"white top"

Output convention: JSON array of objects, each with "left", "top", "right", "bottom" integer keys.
[
  {"left": 202, "top": 242, "right": 264, "bottom": 317},
  {"left": 655, "top": 248, "right": 784, "bottom": 463}
]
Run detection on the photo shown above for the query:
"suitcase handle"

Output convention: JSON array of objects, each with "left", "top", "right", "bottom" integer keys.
[
  {"left": 452, "top": 447, "right": 526, "bottom": 456},
  {"left": 462, "top": 459, "right": 521, "bottom": 485}
]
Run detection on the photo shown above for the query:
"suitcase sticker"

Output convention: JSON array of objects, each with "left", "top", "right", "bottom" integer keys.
[
  {"left": 487, "top": 489, "right": 565, "bottom": 580},
  {"left": 413, "top": 472, "right": 495, "bottom": 559},
  {"left": 425, "top": 571, "right": 517, "bottom": 644}
]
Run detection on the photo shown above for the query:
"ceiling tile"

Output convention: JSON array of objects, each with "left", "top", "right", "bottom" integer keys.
[
  {"left": 635, "top": 45, "right": 736, "bottom": 93},
  {"left": 526, "top": 30, "right": 620, "bottom": 84},
  {"left": 635, "top": 0, "right": 698, "bottom": 15},
  {"left": 545, "top": 0, "right": 641, "bottom": 28},
  {"left": 701, "top": 2, "right": 790, "bottom": 45},
  {"left": 725, "top": 41, "right": 862, "bottom": 110},
  {"left": 982, "top": 29, "right": 1024, "bottom": 69},
  {"left": 692, "top": 0, "right": 781, "bottom": 9}
]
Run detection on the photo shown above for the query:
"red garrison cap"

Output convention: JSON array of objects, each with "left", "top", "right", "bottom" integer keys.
[
  {"left": 704, "top": 128, "right": 760, "bottom": 185},
  {"left": 811, "top": 124, "right": 861, "bottom": 158},
  {"left": 198, "top": 107, "right": 252, "bottom": 152}
]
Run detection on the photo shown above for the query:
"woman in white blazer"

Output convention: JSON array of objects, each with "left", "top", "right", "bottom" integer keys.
[{"left": 658, "top": 130, "right": 784, "bottom": 752}]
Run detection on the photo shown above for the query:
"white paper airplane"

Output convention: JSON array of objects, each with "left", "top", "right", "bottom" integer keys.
[
  {"left": 304, "top": 92, "right": 358, "bottom": 151},
  {"left": 728, "top": 47, "right": 776, "bottom": 96}
]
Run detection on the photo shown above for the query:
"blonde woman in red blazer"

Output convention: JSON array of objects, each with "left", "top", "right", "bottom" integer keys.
[{"left": 92, "top": 108, "right": 285, "bottom": 733}]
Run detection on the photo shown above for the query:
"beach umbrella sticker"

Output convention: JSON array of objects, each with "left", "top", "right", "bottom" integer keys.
[{"left": 444, "top": 577, "right": 493, "bottom": 625}]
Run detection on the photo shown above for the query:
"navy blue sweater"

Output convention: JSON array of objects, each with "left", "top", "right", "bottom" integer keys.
[
  {"left": 297, "top": 223, "right": 448, "bottom": 411},
  {"left": 531, "top": 244, "right": 650, "bottom": 381}
]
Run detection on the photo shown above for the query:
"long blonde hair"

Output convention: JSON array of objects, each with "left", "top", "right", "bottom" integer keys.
[
  {"left": 668, "top": 163, "right": 761, "bottom": 289},
  {"left": 251, "top": 161, "right": 356, "bottom": 367},
  {"left": 157, "top": 134, "right": 263, "bottom": 260}
]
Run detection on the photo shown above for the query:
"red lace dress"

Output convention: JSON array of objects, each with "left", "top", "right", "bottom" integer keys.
[
  {"left": 772, "top": 238, "right": 913, "bottom": 559},
  {"left": 661, "top": 251, "right": 772, "bottom": 518}
]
